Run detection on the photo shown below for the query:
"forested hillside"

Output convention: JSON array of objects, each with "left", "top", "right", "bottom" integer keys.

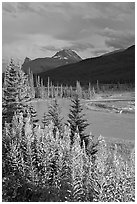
[{"left": 38, "top": 45, "right": 135, "bottom": 86}]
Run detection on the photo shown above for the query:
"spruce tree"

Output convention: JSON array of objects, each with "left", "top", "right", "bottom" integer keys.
[
  {"left": 29, "top": 105, "right": 39, "bottom": 124},
  {"left": 76, "top": 81, "right": 82, "bottom": 98},
  {"left": 56, "top": 83, "right": 59, "bottom": 98},
  {"left": 40, "top": 78, "right": 45, "bottom": 98},
  {"left": 88, "top": 82, "right": 92, "bottom": 100},
  {"left": 60, "top": 84, "right": 63, "bottom": 98},
  {"left": 96, "top": 80, "right": 100, "bottom": 93},
  {"left": 67, "top": 94, "right": 89, "bottom": 146},
  {"left": 2, "top": 59, "right": 31, "bottom": 124},
  {"left": 28, "top": 68, "right": 35, "bottom": 99},
  {"left": 47, "top": 77, "right": 50, "bottom": 98},
  {"left": 42, "top": 112, "right": 48, "bottom": 129},
  {"left": 44, "top": 99, "right": 63, "bottom": 137},
  {"left": 70, "top": 132, "right": 85, "bottom": 201}
]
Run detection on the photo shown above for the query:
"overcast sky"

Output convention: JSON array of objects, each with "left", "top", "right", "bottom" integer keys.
[{"left": 2, "top": 2, "right": 135, "bottom": 62}]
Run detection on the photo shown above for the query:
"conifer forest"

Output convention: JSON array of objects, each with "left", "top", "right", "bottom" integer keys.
[{"left": 2, "top": 60, "right": 135, "bottom": 202}]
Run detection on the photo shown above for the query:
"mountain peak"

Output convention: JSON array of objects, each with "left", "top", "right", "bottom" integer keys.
[
  {"left": 23, "top": 57, "right": 31, "bottom": 64},
  {"left": 22, "top": 49, "right": 82, "bottom": 74},
  {"left": 52, "top": 49, "right": 82, "bottom": 61},
  {"left": 38, "top": 45, "right": 135, "bottom": 85}
]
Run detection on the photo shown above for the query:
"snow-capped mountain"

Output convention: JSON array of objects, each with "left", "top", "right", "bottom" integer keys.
[
  {"left": 22, "top": 49, "right": 82, "bottom": 74},
  {"left": 52, "top": 49, "right": 82, "bottom": 62}
]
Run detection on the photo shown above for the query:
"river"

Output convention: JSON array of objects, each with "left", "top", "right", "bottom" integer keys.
[{"left": 33, "top": 98, "right": 135, "bottom": 142}]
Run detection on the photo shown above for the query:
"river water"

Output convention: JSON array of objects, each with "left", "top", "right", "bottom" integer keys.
[{"left": 33, "top": 98, "right": 135, "bottom": 142}]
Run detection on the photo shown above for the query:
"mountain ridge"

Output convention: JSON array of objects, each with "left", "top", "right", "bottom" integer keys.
[
  {"left": 37, "top": 45, "right": 135, "bottom": 86},
  {"left": 22, "top": 49, "right": 82, "bottom": 74}
]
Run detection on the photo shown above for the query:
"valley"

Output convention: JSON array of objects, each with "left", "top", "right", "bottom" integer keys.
[{"left": 31, "top": 91, "right": 135, "bottom": 142}]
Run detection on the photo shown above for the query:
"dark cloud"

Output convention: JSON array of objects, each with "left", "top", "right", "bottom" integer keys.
[
  {"left": 40, "top": 42, "right": 94, "bottom": 53},
  {"left": 3, "top": 2, "right": 36, "bottom": 14},
  {"left": 40, "top": 45, "right": 59, "bottom": 52},
  {"left": 55, "top": 14, "right": 97, "bottom": 41},
  {"left": 129, "top": 2, "right": 135, "bottom": 11},
  {"left": 66, "top": 42, "right": 94, "bottom": 51},
  {"left": 118, "top": 2, "right": 135, "bottom": 13},
  {"left": 90, "top": 17, "right": 134, "bottom": 32},
  {"left": 2, "top": 2, "right": 16, "bottom": 14},
  {"left": 93, "top": 49, "right": 109, "bottom": 56},
  {"left": 105, "top": 32, "right": 135, "bottom": 49},
  {"left": 17, "top": 2, "right": 35, "bottom": 13},
  {"left": 105, "top": 36, "right": 134, "bottom": 49},
  {"left": 93, "top": 2, "right": 135, "bottom": 16},
  {"left": 2, "top": 2, "right": 135, "bottom": 60},
  {"left": 98, "top": 28, "right": 135, "bottom": 49}
]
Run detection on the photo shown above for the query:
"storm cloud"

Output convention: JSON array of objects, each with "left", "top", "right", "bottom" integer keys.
[{"left": 2, "top": 2, "right": 135, "bottom": 61}]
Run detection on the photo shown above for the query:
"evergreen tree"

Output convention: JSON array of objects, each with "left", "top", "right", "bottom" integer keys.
[
  {"left": 70, "top": 132, "right": 85, "bottom": 201},
  {"left": 56, "top": 83, "right": 59, "bottom": 98},
  {"left": 29, "top": 105, "right": 39, "bottom": 124},
  {"left": 44, "top": 99, "right": 63, "bottom": 138},
  {"left": 92, "top": 86, "right": 95, "bottom": 96},
  {"left": 36, "top": 75, "right": 40, "bottom": 88},
  {"left": 51, "top": 84, "right": 55, "bottom": 98},
  {"left": 64, "top": 85, "right": 68, "bottom": 98},
  {"left": 35, "top": 75, "right": 41, "bottom": 98},
  {"left": 42, "top": 112, "right": 48, "bottom": 129},
  {"left": 96, "top": 80, "right": 100, "bottom": 93},
  {"left": 2, "top": 59, "right": 31, "bottom": 124},
  {"left": 88, "top": 82, "right": 92, "bottom": 100},
  {"left": 40, "top": 78, "right": 45, "bottom": 98},
  {"left": 67, "top": 94, "right": 89, "bottom": 146},
  {"left": 70, "top": 86, "right": 73, "bottom": 98},
  {"left": 47, "top": 77, "right": 50, "bottom": 98},
  {"left": 60, "top": 84, "right": 63, "bottom": 98},
  {"left": 50, "top": 81, "right": 54, "bottom": 98},
  {"left": 28, "top": 68, "right": 35, "bottom": 99},
  {"left": 76, "top": 81, "right": 82, "bottom": 98}
]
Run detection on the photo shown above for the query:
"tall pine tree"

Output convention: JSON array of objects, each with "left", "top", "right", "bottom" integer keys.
[
  {"left": 28, "top": 68, "right": 35, "bottom": 99},
  {"left": 43, "top": 99, "right": 63, "bottom": 137},
  {"left": 2, "top": 59, "right": 32, "bottom": 124},
  {"left": 67, "top": 94, "right": 89, "bottom": 146}
]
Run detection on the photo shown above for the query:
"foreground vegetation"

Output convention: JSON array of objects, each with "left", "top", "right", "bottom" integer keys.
[
  {"left": 2, "top": 60, "right": 135, "bottom": 202},
  {"left": 2, "top": 112, "right": 135, "bottom": 202}
]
